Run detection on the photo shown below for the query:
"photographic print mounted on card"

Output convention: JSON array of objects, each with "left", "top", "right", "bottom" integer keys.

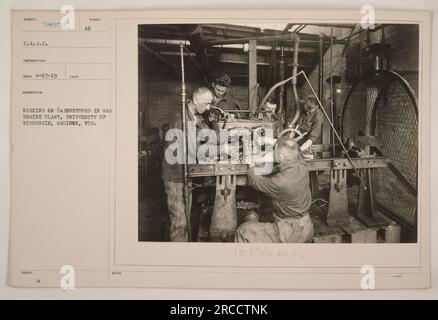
[{"left": 9, "top": 9, "right": 431, "bottom": 289}]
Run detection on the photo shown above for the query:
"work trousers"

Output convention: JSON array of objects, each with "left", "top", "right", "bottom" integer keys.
[
  {"left": 235, "top": 213, "right": 314, "bottom": 243},
  {"left": 163, "top": 180, "right": 192, "bottom": 242}
]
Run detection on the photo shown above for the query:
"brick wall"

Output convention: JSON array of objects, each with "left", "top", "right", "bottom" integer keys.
[{"left": 139, "top": 74, "right": 249, "bottom": 130}]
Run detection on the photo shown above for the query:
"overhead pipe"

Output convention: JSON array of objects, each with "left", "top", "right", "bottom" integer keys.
[
  {"left": 257, "top": 34, "right": 300, "bottom": 120},
  {"left": 209, "top": 36, "right": 347, "bottom": 46},
  {"left": 318, "top": 33, "right": 324, "bottom": 102},
  {"left": 208, "top": 33, "right": 299, "bottom": 46},
  {"left": 258, "top": 73, "right": 302, "bottom": 112},
  {"left": 142, "top": 38, "right": 191, "bottom": 46},
  {"left": 258, "top": 73, "right": 300, "bottom": 109},
  {"left": 141, "top": 35, "right": 346, "bottom": 49},
  {"left": 213, "top": 43, "right": 285, "bottom": 51}
]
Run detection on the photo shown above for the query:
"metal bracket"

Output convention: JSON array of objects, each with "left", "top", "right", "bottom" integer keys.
[
  {"left": 209, "top": 175, "right": 238, "bottom": 239},
  {"left": 188, "top": 157, "right": 389, "bottom": 177},
  {"left": 217, "top": 175, "right": 234, "bottom": 201}
]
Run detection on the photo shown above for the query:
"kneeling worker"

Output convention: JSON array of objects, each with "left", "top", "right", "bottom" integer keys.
[{"left": 235, "top": 139, "right": 314, "bottom": 243}]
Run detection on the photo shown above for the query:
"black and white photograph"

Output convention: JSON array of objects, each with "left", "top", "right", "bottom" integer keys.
[
  {"left": 4, "top": 5, "right": 433, "bottom": 293},
  {"left": 137, "top": 22, "right": 419, "bottom": 244}
]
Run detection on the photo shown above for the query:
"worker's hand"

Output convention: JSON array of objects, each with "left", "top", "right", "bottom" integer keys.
[
  {"left": 252, "top": 151, "right": 274, "bottom": 166},
  {"left": 251, "top": 151, "right": 274, "bottom": 176},
  {"left": 300, "top": 139, "right": 313, "bottom": 152}
]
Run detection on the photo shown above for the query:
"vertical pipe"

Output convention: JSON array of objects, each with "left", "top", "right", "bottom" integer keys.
[
  {"left": 329, "top": 25, "right": 335, "bottom": 156},
  {"left": 278, "top": 45, "right": 285, "bottom": 116},
  {"left": 317, "top": 33, "right": 325, "bottom": 148},
  {"left": 318, "top": 33, "right": 324, "bottom": 101},
  {"left": 180, "top": 44, "right": 191, "bottom": 242},
  {"left": 289, "top": 33, "right": 301, "bottom": 126},
  {"left": 139, "top": 111, "right": 143, "bottom": 132},
  {"left": 146, "top": 78, "right": 150, "bottom": 129},
  {"left": 381, "top": 26, "right": 386, "bottom": 70},
  {"left": 272, "top": 45, "right": 277, "bottom": 86},
  {"left": 138, "top": 57, "right": 143, "bottom": 131},
  {"left": 248, "top": 40, "right": 258, "bottom": 113}
]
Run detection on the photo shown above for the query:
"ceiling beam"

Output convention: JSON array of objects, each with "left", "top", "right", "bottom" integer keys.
[
  {"left": 207, "top": 32, "right": 347, "bottom": 46},
  {"left": 214, "top": 52, "right": 314, "bottom": 69}
]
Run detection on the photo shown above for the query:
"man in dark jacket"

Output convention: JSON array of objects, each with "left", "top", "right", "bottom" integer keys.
[{"left": 161, "top": 87, "right": 214, "bottom": 241}]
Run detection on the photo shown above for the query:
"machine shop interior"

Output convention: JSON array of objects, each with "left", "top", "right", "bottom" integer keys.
[{"left": 138, "top": 23, "right": 418, "bottom": 243}]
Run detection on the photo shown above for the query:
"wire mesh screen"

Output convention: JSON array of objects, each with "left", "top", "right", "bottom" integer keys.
[
  {"left": 341, "top": 82, "right": 379, "bottom": 145},
  {"left": 373, "top": 75, "right": 418, "bottom": 227},
  {"left": 341, "top": 72, "right": 418, "bottom": 228}
]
